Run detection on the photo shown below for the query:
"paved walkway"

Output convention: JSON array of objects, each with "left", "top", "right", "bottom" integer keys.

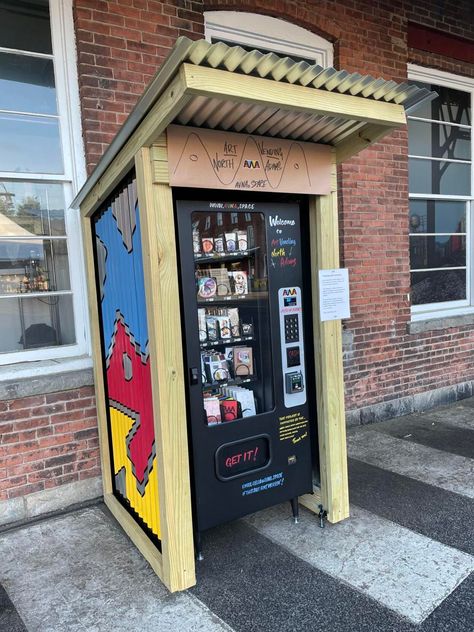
[{"left": 1, "top": 399, "right": 473, "bottom": 631}]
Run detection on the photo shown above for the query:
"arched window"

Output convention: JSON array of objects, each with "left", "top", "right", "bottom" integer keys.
[{"left": 204, "top": 11, "right": 333, "bottom": 68}]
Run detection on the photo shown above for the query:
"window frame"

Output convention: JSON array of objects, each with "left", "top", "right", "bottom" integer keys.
[
  {"left": 0, "top": 0, "right": 88, "bottom": 365},
  {"left": 408, "top": 64, "right": 474, "bottom": 321},
  {"left": 204, "top": 11, "right": 333, "bottom": 68}
]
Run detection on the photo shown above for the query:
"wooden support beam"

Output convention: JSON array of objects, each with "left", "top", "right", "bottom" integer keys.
[
  {"left": 180, "top": 63, "right": 406, "bottom": 128},
  {"left": 335, "top": 122, "right": 397, "bottom": 163},
  {"left": 81, "top": 73, "right": 190, "bottom": 218},
  {"left": 300, "top": 188, "right": 349, "bottom": 524},
  {"left": 135, "top": 147, "right": 196, "bottom": 592}
]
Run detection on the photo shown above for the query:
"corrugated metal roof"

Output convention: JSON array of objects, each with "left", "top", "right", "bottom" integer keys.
[
  {"left": 183, "top": 39, "right": 432, "bottom": 108},
  {"left": 73, "top": 37, "right": 435, "bottom": 209}
]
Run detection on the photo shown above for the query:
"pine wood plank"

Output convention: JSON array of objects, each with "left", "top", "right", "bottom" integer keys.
[
  {"left": 135, "top": 147, "right": 196, "bottom": 592},
  {"left": 181, "top": 64, "right": 406, "bottom": 128}
]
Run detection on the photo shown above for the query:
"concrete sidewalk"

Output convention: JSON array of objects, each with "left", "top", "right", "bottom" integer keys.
[{"left": 1, "top": 399, "right": 473, "bottom": 632}]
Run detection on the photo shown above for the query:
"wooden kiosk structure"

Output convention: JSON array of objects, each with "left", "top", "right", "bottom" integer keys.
[{"left": 74, "top": 38, "right": 432, "bottom": 592}]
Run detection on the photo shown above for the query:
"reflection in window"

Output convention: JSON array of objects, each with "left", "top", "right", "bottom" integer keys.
[{"left": 408, "top": 79, "right": 472, "bottom": 310}]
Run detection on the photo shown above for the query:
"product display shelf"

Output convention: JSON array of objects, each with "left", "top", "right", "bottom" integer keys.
[
  {"left": 194, "top": 247, "right": 259, "bottom": 264},
  {"left": 197, "top": 291, "right": 268, "bottom": 305},
  {"left": 200, "top": 335, "right": 255, "bottom": 349},
  {"left": 202, "top": 375, "right": 258, "bottom": 391}
]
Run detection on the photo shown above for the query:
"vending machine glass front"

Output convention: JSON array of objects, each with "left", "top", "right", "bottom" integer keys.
[{"left": 176, "top": 200, "right": 314, "bottom": 532}]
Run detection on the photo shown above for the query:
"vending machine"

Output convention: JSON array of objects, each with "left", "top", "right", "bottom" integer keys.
[{"left": 176, "top": 198, "right": 317, "bottom": 541}]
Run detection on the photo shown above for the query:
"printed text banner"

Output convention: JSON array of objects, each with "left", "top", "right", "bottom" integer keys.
[{"left": 167, "top": 125, "right": 332, "bottom": 195}]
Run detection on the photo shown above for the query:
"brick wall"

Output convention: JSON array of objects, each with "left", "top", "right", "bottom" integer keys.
[
  {"left": 0, "top": 387, "right": 99, "bottom": 502},
  {"left": 72, "top": 0, "right": 474, "bottom": 419}
]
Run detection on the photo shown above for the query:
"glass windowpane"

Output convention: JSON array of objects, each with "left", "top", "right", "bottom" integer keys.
[
  {"left": 409, "top": 82, "right": 471, "bottom": 126},
  {"left": 0, "top": 294, "right": 75, "bottom": 353},
  {"left": 0, "top": 181, "right": 65, "bottom": 236},
  {"left": 411, "top": 269, "right": 466, "bottom": 305},
  {"left": 0, "top": 1, "right": 52, "bottom": 54},
  {"left": 0, "top": 238, "right": 71, "bottom": 294},
  {"left": 408, "top": 119, "right": 471, "bottom": 160},
  {"left": 409, "top": 200, "right": 466, "bottom": 234},
  {"left": 0, "top": 112, "right": 63, "bottom": 174},
  {"left": 408, "top": 158, "right": 470, "bottom": 196},
  {"left": 410, "top": 235, "right": 466, "bottom": 270},
  {"left": 0, "top": 52, "right": 57, "bottom": 114}
]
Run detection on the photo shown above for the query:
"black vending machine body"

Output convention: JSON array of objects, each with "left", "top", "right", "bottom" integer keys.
[{"left": 176, "top": 198, "right": 315, "bottom": 532}]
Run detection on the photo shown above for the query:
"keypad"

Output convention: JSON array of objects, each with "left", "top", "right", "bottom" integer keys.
[{"left": 284, "top": 314, "right": 299, "bottom": 342}]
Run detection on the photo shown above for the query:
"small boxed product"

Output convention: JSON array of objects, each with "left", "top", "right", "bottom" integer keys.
[
  {"left": 209, "top": 267, "right": 231, "bottom": 296},
  {"left": 225, "top": 232, "right": 237, "bottom": 252},
  {"left": 235, "top": 387, "right": 257, "bottom": 417},
  {"left": 214, "top": 236, "right": 225, "bottom": 253},
  {"left": 241, "top": 321, "right": 253, "bottom": 337},
  {"left": 219, "top": 397, "right": 240, "bottom": 422},
  {"left": 231, "top": 270, "right": 248, "bottom": 295},
  {"left": 233, "top": 346, "right": 253, "bottom": 376},
  {"left": 203, "top": 396, "right": 221, "bottom": 425},
  {"left": 228, "top": 307, "right": 240, "bottom": 338},
  {"left": 201, "top": 236, "right": 214, "bottom": 254},
  {"left": 236, "top": 230, "right": 248, "bottom": 251},
  {"left": 215, "top": 315, "right": 231, "bottom": 339},
  {"left": 197, "top": 276, "right": 217, "bottom": 299},
  {"left": 197, "top": 308, "right": 207, "bottom": 342},
  {"left": 204, "top": 353, "right": 230, "bottom": 383},
  {"left": 193, "top": 230, "right": 201, "bottom": 254},
  {"left": 205, "top": 316, "right": 219, "bottom": 341}
]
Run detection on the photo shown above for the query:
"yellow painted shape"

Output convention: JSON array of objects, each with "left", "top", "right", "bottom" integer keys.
[{"left": 109, "top": 406, "right": 161, "bottom": 539}]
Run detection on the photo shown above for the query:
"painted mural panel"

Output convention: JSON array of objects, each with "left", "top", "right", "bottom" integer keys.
[{"left": 92, "top": 175, "right": 161, "bottom": 541}]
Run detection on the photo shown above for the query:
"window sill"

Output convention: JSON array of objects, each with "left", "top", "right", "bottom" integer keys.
[
  {"left": 0, "top": 355, "right": 94, "bottom": 401},
  {"left": 407, "top": 313, "right": 474, "bottom": 335}
]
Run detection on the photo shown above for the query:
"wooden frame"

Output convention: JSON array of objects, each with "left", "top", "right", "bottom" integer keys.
[{"left": 78, "top": 53, "right": 410, "bottom": 590}]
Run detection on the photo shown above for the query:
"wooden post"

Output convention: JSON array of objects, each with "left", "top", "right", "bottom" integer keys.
[
  {"left": 300, "top": 183, "right": 349, "bottom": 524},
  {"left": 135, "top": 145, "right": 196, "bottom": 592}
]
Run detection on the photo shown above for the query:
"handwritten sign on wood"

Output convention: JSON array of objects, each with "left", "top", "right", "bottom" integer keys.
[{"left": 167, "top": 125, "right": 332, "bottom": 195}]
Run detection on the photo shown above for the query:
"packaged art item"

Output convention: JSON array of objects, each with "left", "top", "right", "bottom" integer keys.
[
  {"left": 198, "top": 308, "right": 207, "bottom": 342},
  {"left": 228, "top": 307, "right": 240, "bottom": 337},
  {"left": 193, "top": 230, "right": 201, "bottom": 254},
  {"left": 232, "top": 271, "right": 248, "bottom": 295},
  {"left": 205, "top": 316, "right": 219, "bottom": 341},
  {"left": 219, "top": 398, "right": 240, "bottom": 421},
  {"left": 234, "top": 346, "right": 253, "bottom": 376},
  {"left": 202, "top": 237, "right": 214, "bottom": 254},
  {"left": 237, "top": 230, "right": 248, "bottom": 251},
  {"left": 225, "top": 232, "right": 236, "bottom": 252},
  {"left": 215, "top": 316, "right": 231, "bottom": 339},
  {"left": 208, "top": 267, "right": 231, "bottom": 296},
  {"left": 203, "top": 396, "right": 221, "bottom": 425},
  {"left": 197, "top": 276, "right": 217, "bottom": 298},
  {"left": 214, "top": 236, "right": 224, "bottom": 253}
]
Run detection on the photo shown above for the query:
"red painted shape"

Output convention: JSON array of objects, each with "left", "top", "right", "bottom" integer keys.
[
  {"left": 408, "top": 22, "right": 474, "bottom": 64},
  {"left": 107, "top": 318, "right": 154, "bottom": 485}
]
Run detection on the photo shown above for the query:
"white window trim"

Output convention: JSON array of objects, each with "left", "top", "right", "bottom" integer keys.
[
  {"left": 0, "top": 0, "right": 89, "bottom": 366},
  {"left": 204, "top": 11, "right": 333, "bottom": 68},
  {"left": 408, "top": 65, "right": 474, "bottom": 322}
]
